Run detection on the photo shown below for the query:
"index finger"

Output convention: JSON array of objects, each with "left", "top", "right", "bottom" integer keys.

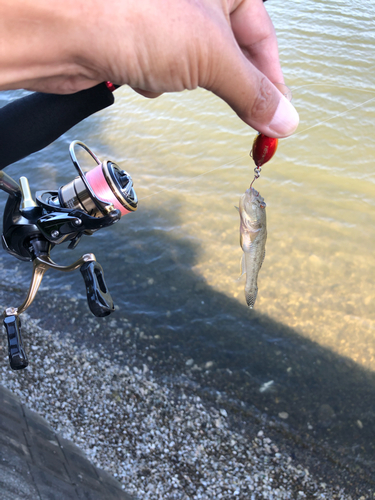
[{"left": 230, "top": 0, "right": 284, "bottom": 84}]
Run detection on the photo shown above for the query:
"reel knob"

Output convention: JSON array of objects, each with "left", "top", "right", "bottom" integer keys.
[
  {"left": 3, "top": 314, "right": 28, "bottom": 370},
  {"left": 80, "top": 261, "right": 115, "bottom": 317}
]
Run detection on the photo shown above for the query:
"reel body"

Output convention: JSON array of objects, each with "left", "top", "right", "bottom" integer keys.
[{"left": 1, "top": 141, "right": 137, "bottom": 370}]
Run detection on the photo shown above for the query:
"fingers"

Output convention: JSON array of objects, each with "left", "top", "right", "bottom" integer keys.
[
  {"left": 230, "top": 0, "right": 283, "bottom": 84},
  {"left": 132, "top": 88, "right": 163, "bottom": 99},
  {"left": 205, "top": 2, "right": 298, "bottom": 138},
  {"left": 207, "top": 37, "right": 298, "bottom": 138}
]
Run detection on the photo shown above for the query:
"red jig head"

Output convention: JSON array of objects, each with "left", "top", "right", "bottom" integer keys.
[{"left": 251, "top": 133, "right": 278, "bottom": 168}]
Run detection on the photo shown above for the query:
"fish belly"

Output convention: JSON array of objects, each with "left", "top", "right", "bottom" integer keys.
[{"left": 244, "top": 235, "right": 266, "bottom": 309}]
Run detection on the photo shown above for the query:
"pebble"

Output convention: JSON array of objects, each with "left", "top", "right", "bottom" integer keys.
[{"left": 0, "top": 312, "right": 357, "bottom": 500}]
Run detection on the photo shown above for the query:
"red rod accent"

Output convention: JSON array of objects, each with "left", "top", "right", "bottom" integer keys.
[{"left": 105, "top": 81, "right": 116, "bottom": 93}]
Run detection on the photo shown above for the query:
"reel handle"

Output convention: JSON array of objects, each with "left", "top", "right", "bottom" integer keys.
[
  {"left": 3, "top": 315, "right": 28, "bottom": 370},
  {"left": 80, "top": 261, "right": 115, "bottom": 317}
]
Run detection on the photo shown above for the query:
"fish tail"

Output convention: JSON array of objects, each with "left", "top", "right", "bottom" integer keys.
[{"left": 245, "top": 286, "right": 258, "bottom": 309}]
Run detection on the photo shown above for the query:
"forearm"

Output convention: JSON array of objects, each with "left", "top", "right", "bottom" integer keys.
[{"left": 0, "top": 0, "right": 94, "bottom": 92}]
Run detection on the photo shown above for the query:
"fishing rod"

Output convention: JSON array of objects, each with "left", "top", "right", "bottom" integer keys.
[{"left": 0, "top": 83, "right": 138, "bottom": 371}]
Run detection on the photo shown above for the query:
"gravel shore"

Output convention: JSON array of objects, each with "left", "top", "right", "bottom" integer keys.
[{"left": 0, "top": 306, "right": 370, "bottom": 500}]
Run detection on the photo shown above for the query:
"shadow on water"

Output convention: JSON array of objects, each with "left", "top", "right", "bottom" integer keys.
[{"left": 11, "top": 199, "right": 373, "bottom": 482}]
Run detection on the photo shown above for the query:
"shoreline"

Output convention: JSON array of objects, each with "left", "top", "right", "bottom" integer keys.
[{"left": 0, "top": 285, "right": 373, "bottom": 499}]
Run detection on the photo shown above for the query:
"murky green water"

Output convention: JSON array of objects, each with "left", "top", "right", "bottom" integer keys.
[{"left": 1, "top": 0, "right": 375, "bottom": 473}]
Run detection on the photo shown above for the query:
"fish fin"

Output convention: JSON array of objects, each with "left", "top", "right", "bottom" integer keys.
[
  {"left": 245, "top": 287, "right": 258, "bottom": 309},
  {"left": 241, "top": 228, "right": 260, "bottom": 249},
  {"left": 237, "top": 253, "right": 246, "bottom": 281}
]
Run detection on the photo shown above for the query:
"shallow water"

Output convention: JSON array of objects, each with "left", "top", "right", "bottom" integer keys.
[{"left": 1, "top": 0, "right": 375, "bottom": 471}]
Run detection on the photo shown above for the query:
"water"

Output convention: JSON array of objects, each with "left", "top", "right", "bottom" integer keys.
[{"left": 1, "top": 0, "right": 375, "bottom": 475}]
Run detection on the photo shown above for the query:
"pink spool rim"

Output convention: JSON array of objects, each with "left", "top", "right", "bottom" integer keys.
[{"left": 86, "top": 164, "right": 131, "bottom": 215}]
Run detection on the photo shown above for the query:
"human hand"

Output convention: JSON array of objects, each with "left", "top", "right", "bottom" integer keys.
[{"left": 0, "top": 0, "right": 298, "bottom": 137}]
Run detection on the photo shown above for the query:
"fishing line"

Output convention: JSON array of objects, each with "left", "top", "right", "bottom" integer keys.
[
  {"left": 139, "top": 154, "right": 247, "bottom": 201},
  {"left": 288, "top": 95, "right": 375, "bottom": 139},
  {"left": 139, "top": 86, "right": 375, "bottom": 201},
  {"left": 292, "top": 83, "right": 375, "bottom": 95}
]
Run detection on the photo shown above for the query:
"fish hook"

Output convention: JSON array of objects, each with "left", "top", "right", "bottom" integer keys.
[{"left": 250, "top": 165, "right": 262, "bottom": 189}]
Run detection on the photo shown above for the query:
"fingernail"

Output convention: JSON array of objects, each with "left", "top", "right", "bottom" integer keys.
[{"left": 266, "top": 95, "right": 299, "bottom": 138}]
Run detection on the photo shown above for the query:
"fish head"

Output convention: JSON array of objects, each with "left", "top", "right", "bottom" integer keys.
[{"left": 239, "top": 187, "right": 266, "bottom": 227}]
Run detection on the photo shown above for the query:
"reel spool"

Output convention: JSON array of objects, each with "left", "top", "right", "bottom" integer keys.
[{"left": 53, "top": 141, "right": 137, "bottom": 217}]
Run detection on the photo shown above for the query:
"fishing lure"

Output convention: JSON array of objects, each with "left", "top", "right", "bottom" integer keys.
[
  {"left": 250, "top": 133, "right": 278, "bottom": 187},
  {"left": 251, "top": 133, "right": 278, "bottom": 168}
]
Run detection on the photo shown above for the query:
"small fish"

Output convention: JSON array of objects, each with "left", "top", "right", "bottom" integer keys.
[{"left": 239, "top": 187, "right": 267, "bottom": 308}]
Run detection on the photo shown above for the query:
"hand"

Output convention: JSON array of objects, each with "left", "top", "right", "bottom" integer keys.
[{"left": 0, "top": 0, "right": 298, "bottom": 137}]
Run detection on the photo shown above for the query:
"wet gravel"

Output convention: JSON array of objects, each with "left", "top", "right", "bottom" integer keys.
[{"left": 0, "top": 309, "right": 366, "bottom": 500}]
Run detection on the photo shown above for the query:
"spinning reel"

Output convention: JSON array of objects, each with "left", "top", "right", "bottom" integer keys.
[{"left": 1, "top": 140, "right": 137, "bottom": 370}]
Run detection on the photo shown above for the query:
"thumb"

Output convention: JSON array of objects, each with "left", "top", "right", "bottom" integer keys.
[{"left": 208, "top": 43, "right": 299, "bottom": 138}]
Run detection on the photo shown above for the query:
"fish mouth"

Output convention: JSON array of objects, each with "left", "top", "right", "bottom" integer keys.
[{"left": 248, "top": 187, "right": 266, "bottom": 209}]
